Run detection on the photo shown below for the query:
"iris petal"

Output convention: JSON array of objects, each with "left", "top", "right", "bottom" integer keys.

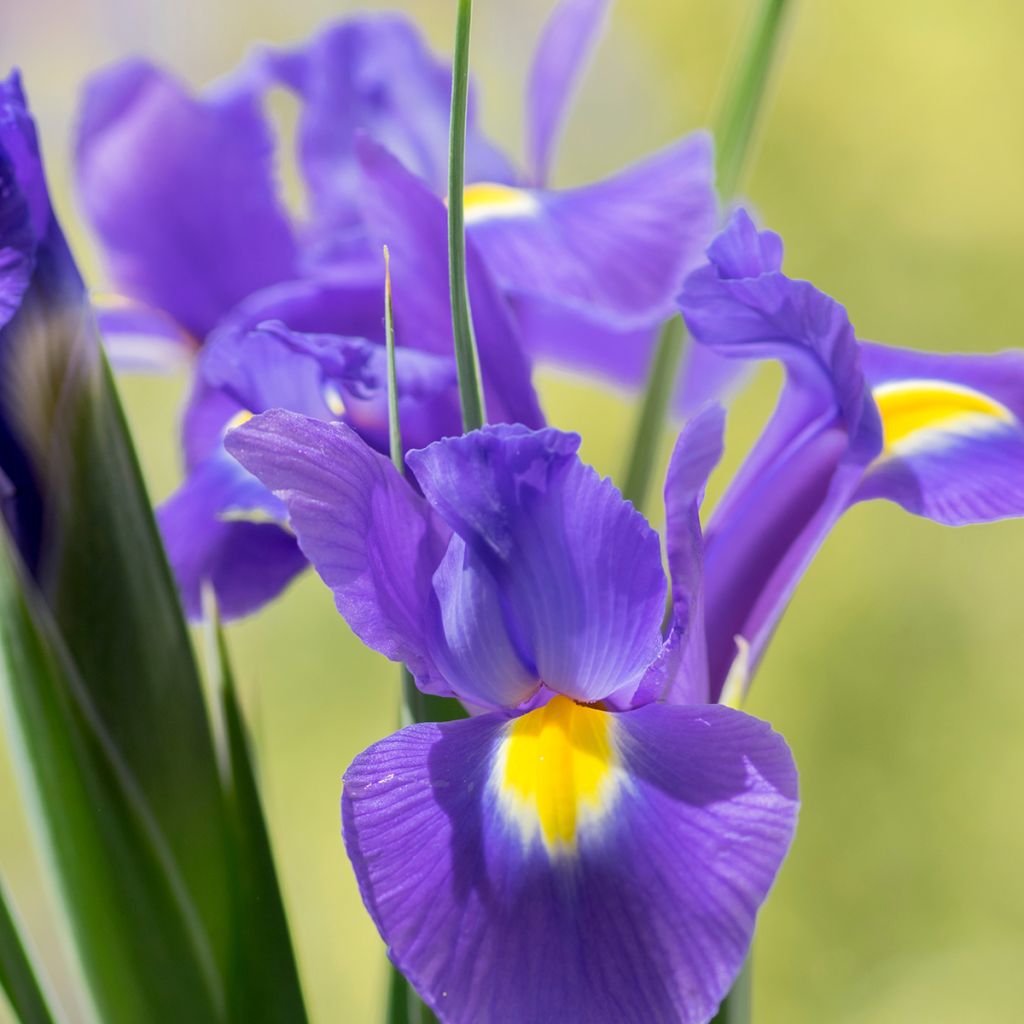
[
  {"left": 408, "top": 425, "right": 667, "bottom": 704},
  {"left": 226, "top": 411, "right": 453, "bottom": 693},
  {"left": 75, "top": 59, "right": 297, "bottom": 338},
  {"left": 856, "top": 343, "right": 1024, "bottom": 524},
  {"left": 469, "top": 133, "right": 717, "bottom": 327},
  {"left": 157, "top": 452, "right": 303, "bottom": 621},
  {"left": 343, "top": 702, "right": 797, "bottom": 1024}
]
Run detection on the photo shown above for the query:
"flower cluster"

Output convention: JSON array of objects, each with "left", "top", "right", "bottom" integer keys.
[{"left": 1, "top": 3, "right": 1022, "bottom": 1023}]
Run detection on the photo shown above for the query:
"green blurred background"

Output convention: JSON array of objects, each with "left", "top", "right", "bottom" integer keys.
[{"left": 3, "top": 0, "right": 1024, "bottom": 1020}]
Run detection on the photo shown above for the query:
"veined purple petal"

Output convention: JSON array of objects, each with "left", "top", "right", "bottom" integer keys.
[
  {"left": 259, "top": 14, "right": 515, "bottom": 233},
  {"left": 525, "top": 0, "right": 611, "bottom": 186},
  {"left": 355, "top": 137, "right": 544, "bottom": 429},
  {"left": 200, "top": 323, "right": 335, "bottom": 422},
  {"left": 75, "top": 59, "right": 297, "bottom": 338},
  {"left": 274, "top": 324, "right": 461, "bottom": 452},
  {"left": 0, "top": 147, "right": 35, "bottom": 332},
  {"left": 343, "top": 699, "right": 797, "bottom": 1024},
  {"left": 426, "top": 537, "right": 539, "bottom": 710},
  {"left": 225, "top": 411, "right": 452, "bottom": 693},
  {"left": 679, "top": 209, "right": 882, "bottom": 698},
  {"left": 467, "top": 132, "right": 716, "bottom": 327},
  {"left": 157, "top": 451, "right": 302, "bottom": 621},
  {"left": 855, "top": 343, "right": 1024, "bottom": 524},
  {"left": 661, "top": 405, "right": 726, "bottom": 706},
  {"left": 408, "top": 425, "right": 666, "bottom": 703},
  {"left": 92, "top": 295, "right": 197, "bottom": 373}
]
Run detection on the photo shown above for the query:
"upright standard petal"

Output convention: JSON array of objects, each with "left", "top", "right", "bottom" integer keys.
[
  {"left": 408, "top": 426, "right": 667, "bottom": 703},
  {"left": 355, "top": 137, "right": 544, "bottom": 429},
  {"left": 226, "top": 411, "right": 451, "bottom": 692},
  {"left": 260, "top": 15, "right": 515, "bottom": 233},
  {"left": 343, "top": 700, "right": 798, "bottom": 1024},
  {"left": 661, "top": 405, "right": 726, "bottom": 706},
  {"left": 75, "top": 59, "right": 297, "bottom": 338},
  {"left": 679, "top": 209, "right": 882, "bottom": 698},
  {"left": 524, "top": 0, "right": 611, "bottom": 186},
  {"left": 466, "top": 133, "right": 717, "bottom": 327},
  {"left": 855, "top": 343, "right": 1024, "bottom": 524}
]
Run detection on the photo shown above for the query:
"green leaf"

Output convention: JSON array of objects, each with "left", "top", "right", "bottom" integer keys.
[
  {"left": 2, "top": 255, "right": 233, "bottom": 986},
  {"left": 0, "top": 874, "right": 60, "bottom": 1024},
  {"left": 446, "top": 0, "right": 487, "bottom": 433},
  {"left": 205, "top": 606, "right": 308, "bottom": 1023},
  {"left": 39, "top": 346, "right": 232, "bottom": 966},
  {"left": 0, "top": 529, "right": 224, "bottom": 1022}
]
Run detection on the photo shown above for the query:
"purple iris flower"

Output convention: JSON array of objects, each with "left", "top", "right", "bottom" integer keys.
[
  {"left": 0, "top": 71, "right": 93, "bottom": 572},
  {"left": 76, "top": 5, "right": 718, "bottom": 402},
  {"left": 679, "top": 209, "right": 1024, "bottom": 699},
  {"left": 226, "top": 409, "right": 798, "bottom": 1024}
]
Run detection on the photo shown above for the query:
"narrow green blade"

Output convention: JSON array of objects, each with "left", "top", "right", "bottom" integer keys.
[
  {"left": 36, "top": 345, "right": 232, "bottom": 966},
  {"left": 0, "top": 531, "right": 223, "bottom": 1022},
  {"left": 206, "top": 611, "right": 308, "bottom": 1023},
  {"left": 0, "top": 874, "right": 60, "bottom": 1024},
  {"left": 446, "top": 0, "right": 487, "bottom": 432}
]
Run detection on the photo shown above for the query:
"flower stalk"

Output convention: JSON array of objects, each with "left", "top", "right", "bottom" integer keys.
[
  {"left": 447, "top": 0, "right": 487, "bottom": 432},
  {"left": 620, "top": 0, "right": 794, "bottom": 510}
]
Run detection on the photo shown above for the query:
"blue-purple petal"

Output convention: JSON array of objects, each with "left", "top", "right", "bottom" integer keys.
[
  {"left": 75, "top": 59, "right": 297, "bottom": 338},
  {"left": 407, "top": 425, "right": 666, "bottom": 703},
  {"left": 855, "top": 343, "right": 1024, "bottom": 524},
  {"left": 355, "top": 137, "right": 544, "bottom": 429},
  {"left": 157, "top": 452, "right": 303, "bottom": 621},
  {"left": 342, "top": 701, "right": 797, "bottom": 1024},
  {"left": 225, "top": 411, "right": 452, "bottom": 693},
  {"left": 662, "top": 404, "right": 726, "bottom": 705},
  {"left": 680, "top": 209, "right": 882, "bottom": 697},
  {"left": 260, "top": 14, "right": 515, "bottom": 233},
  {"left": 469, "top": 133, "right": 717, "bottom": 327}
]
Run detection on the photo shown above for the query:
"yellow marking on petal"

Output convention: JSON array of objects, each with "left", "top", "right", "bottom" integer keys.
[
  {"left": 323, "top": 383, "right": 346, "bottom": 418},
  {"left": 874, "top": 379, "right": 1015, "bottom": 455},
  {"left": 91, "top": 291, "right": 137, "bottom": 310},
  {"left": 224, "top": 409, "right": 254, "bottom": 433},
  {"left": 719, "top": 636, "right": 751, "bottom": 710},
  {"left": 495, "top": 696, "right": 622, "bottom": 856},
  {"left": 461, "top": 182, "right": 540, "bottom": 224}
]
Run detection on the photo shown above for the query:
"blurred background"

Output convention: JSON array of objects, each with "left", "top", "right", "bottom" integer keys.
[{"left": 3, "top": 0, "right": 1024, "bottom": 1021}]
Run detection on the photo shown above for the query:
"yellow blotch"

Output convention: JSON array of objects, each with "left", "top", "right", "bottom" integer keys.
[
  {"left": 224, "top": 409, "right": 255, "bottom": 433},
  {"left": 873, "top": 379, "right": 1014, "bottom": 452},
  {"left": 498, "top": 695, "right": 620, "bottom": 854},
  {"left": 461, "top": 182, "right": 539, "bottom": 222}
]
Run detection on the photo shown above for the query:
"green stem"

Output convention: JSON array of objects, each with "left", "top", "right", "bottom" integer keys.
[
  {"left": 620, "top": 316, "right": 686, "bottom": 507},
  {"left": 710, "top": 954, "right": 752, "bottom": 1024},
  {"left": 447, "top": 0, "right": 487, "bottom": 432},
  {"left": 619, "top": 0, "right": 794, "bottom": 511},
  {"left": 383, "top": 246, "right": 404, "bottom": 476},
  {"left": 713, "top": 0, "right": 792, "bottom": 199}
]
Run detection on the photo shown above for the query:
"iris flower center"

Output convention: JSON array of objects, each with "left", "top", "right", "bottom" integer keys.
[{"left": 495, "top": 695, "right": 621, "bottom": 855}]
